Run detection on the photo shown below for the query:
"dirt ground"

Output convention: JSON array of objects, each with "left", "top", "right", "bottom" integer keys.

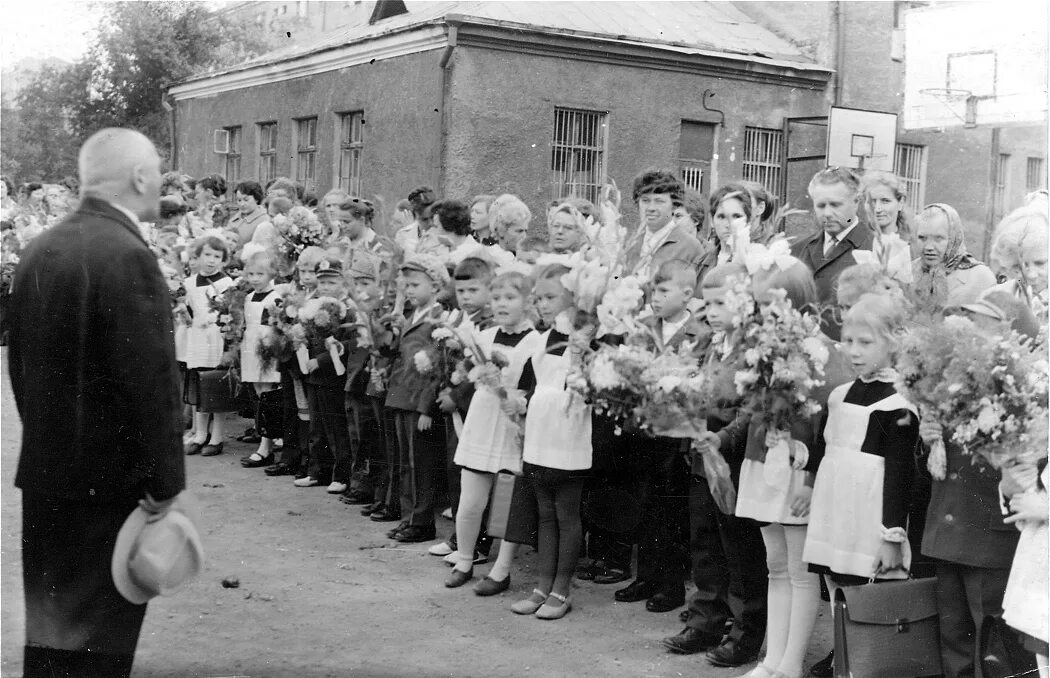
[{"left": 0, "top": 351, "right": 831, "bottom": 678}]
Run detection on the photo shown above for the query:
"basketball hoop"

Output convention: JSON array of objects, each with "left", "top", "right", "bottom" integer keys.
[{"left": 919, "top": 87, "right": 978, "bottom": 127}]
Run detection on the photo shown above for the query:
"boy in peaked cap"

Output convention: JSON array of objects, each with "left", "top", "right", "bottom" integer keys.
[{"left": 382, "top": 254, "right": 449, "bottom": 543}]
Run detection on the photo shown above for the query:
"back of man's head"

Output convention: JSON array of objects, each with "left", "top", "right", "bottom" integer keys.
[{"left": 78, "top": 128, "right": 161, "bottom": 219}]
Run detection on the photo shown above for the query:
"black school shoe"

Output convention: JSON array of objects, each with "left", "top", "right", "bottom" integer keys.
[
  {"left": 394, "top": 524, "right": 436, "bottom": 543},
  {"left": 706, "top": 639, "right": 760, "bottom": 668},
  {"left": 592, "top": 564, "right": 632, "bottom": 585},
  {"left": 661, "top": 627, "right": 723, "bottom": 655},
  {"left": 360, "top": 501, "right": 384, "bottom": 516},
  {"left": 371, "top": 506, "right": 402, "bottom": 522},
  {"left": 385, "top": 521, "right": 409, "bottom": 539},
  {"left": 646, "top": 586, "right": 685, "bottom": 613},
  {"left": 614, "top": 579, "right": 658, "bottom": 603}
]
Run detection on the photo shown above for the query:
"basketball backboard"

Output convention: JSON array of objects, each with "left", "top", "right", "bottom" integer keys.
[
  {"left": 826, "top": 106, "right": 898, "bottom": 172},
  {"left": 903, "top": 1, "right": 1048, "bottom": 130}
]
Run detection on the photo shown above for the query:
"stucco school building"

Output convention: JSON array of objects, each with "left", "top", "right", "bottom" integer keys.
[{"left": 169, "top": 1, "right": 1047, "bottom": 251}]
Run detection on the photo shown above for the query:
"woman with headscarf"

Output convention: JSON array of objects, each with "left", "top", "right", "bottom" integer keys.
[{"left": 912, "top": 203, "right": 996, "bottom": 313}]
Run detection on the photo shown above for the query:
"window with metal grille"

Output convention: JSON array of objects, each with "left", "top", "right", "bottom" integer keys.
[
  {"left": 295, "top": 117, "right": 318, "bottom": 193},
  {"left": 679, "top": 120, "right": 716, "bottom": 195},
  {"left": 550, "top": 107, "right": 607, "bottom": 205},
  {"left": 742, "top": 127, "right": 783, "bottom": 196},
  {"left": 1026, "top": 157, "right": 1045, "bottom": 193},
  {"left": 258, "top": 122, "right": 278, "bottom": 185},
  {"left": 893, "top": 143, "right": 927, "bottom": 213},
  {"left": 337, "top": 111, "right": 364, "bottom": 195},
  {"left": 224, "top": 126, "right": 242, "bottom": 186}
]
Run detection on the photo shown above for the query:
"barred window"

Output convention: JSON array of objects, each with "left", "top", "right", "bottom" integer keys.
[
  {"left": 295, "top": 117, "right": 318, "bottom": 193},
  {"left": 742, "top": 126, "right": 783, "bottom": 196},
  {"left": 551, "top": 107, "right": 607, "bottom": 205},
  {"left": 893, "top": 143, "right": 927, "bottom": 214},
  {"left": 337, "top": 111, "right": 364, "bottom": 195},
  {"left": 224, "top": 126, "right": 241, "bottom": 186},
  {"left": 1026, "top": 157, "right": 1045, "bottom": 193},
  {"left": 257, "top": 122, "right": 278, "bottom": 185},
  {"left": 679, "top": 120, "right": 716, "bottom": 195}
]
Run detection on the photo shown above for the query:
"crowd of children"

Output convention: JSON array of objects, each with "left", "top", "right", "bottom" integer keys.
[{"left": 3, "top": 164, "right": 1048, "bottom": 678}]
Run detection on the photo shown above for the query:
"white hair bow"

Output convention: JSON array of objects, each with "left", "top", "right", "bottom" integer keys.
[{"left": 743, "top": 238, "right": 796, "bottom": 275}]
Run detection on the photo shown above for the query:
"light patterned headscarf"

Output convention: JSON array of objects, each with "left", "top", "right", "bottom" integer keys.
[{"left": 913, "top": 203, "right": 981, "bottom": 311}]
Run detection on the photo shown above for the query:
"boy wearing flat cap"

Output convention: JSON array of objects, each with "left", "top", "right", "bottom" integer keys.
[
  {"left": 383, "top": 254, "right": 450, "bottom": 543},
  {"left": 297, "top": 258, "right": 356, "bottom": 495}
]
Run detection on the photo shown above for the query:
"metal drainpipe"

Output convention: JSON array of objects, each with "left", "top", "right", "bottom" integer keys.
[
  {"left": 437, "top": 23, "right": 458, "bottom": 191},
  {"left": 834, "top": 1, "right": 846, "bottom": 106}
]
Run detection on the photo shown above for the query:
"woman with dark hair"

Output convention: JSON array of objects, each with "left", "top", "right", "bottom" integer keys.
[
  {"left": 328, "top": 196, "right": 396, "bottom": 266},
  {"left": 470, "top": 194, "right": 498, "bottom": 245},
  {"left": 419, "top": 199, "right": 477, "bottom": 261}
]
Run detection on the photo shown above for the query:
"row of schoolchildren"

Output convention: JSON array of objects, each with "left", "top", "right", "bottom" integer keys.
[{"left": 174, "top": 177, "right": 1047, "bottom": 678}]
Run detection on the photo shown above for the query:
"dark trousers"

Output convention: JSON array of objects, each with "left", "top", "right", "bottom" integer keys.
[
  {"left": 634, "top": 436, "right": 690, "bottom": 588},
  {"left": 378, "top": 403, "right": 401, "bottom": 509},
  {"left": 584, "top": 415, "right": 636, "bottom": 570},
  {"left": 935, "top": 561, "right": 1011, "bottom": 678},
  {"left": 392, "top": 408, "right": 446, "bottom": 526},
  {"left": 685, "top": 475, "right": 768, "bottom": 652},
  {"left": 346, "top": 393, "right": 383, "bottom": 496},
  {"left": 254, "top": 386, "right": 283, "bottom": 440},
  {"left": 307, "top": 383, "right": 351, "bottom": 484},
  {"left": 22, "top": 492, "right": 145, "bottom": 678},
  {"left": 444, "top": 413, "right": 462, "bottom": 513},
  {"left": 278, "top": 371, "right": 303, "bottom": 468}
]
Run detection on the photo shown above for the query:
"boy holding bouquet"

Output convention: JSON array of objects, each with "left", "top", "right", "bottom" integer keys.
[
  {"left": 615, "top": 260, "right": 703, "bottom": 613},
  {"left": 296, "top": 257, "right": 356, "bottom": 494},
  {"left": 384, "top": 254, "right": 449, "bottom": 543}
]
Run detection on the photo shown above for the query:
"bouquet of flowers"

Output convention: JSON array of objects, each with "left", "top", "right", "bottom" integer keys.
[
  {"left": 634, "top": 344, "right": 710, "bottom": 439},
  {"left": 209, "top": 278, "right": 252, "bottom": 367},
  {"left": 732, "top": 288, "right": 829, "bottom": 433},
  {"left": 895, "top": 314, "right": 1049, "bottom": 475},
  {"left": 274, "top": 206, "right": 327, "bottom": 264},
  {"left": 298, "top": 296, "right": 352, "bottom": 342},
  {"left": 570, "top": 341, "right": 654, "bottom": 431}
]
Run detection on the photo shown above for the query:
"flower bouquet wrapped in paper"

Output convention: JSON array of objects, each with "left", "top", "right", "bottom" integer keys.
[
  {"left": 295, "top": 296, "right": 356, "bottom": 375},
  {"left": 895, "top": 314, "right": 1049, "bottom": 476}
]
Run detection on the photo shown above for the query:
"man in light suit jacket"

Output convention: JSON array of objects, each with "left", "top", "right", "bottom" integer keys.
[
  {"left": 624, "top": 170, "right": 707, "bottom": 282},
  {"left": 790, "top": 167, "right": 874, "bottom": 340},
  {"left": 9, "top": 128, "right": 185, "bottom": 677}
]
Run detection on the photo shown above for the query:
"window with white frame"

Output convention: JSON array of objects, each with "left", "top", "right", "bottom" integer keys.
[
  {"left": 893, "top": 143, "right": 927, "bottom": 213},
  {"left": 257, "top": 122, "right": 278, "bottom": 185},
  {"left": 224, "top": 126, "right": 241, "bottom": 185},
  {"left": 337, "top": 111, "right": 364, "bottom": 195},
  {"left": 742, "top": 126, "right": 783, "bottom": 196},
  {"left": 551, "top": 107, "right": 607, "bottom": 205},
  {"left": 1026, "top": 157, "right": 1045, "bottom": 193},
  {"left": 295, "top": 117, "right": 318, "bottom": 193}
]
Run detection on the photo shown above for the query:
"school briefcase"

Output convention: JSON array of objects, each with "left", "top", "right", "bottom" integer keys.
[
  {"left": 487, "top": 472, "right": 538, "bottom": 547},
  {"left": 833, "top": 577, "right": 943, "bottom": 678}
]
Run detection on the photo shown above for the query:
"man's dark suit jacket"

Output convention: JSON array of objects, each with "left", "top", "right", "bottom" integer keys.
[
  {"left": 790, "top": 222, "right": 875, "bottom": 339},
  {"left": 9, "top": 196, "right": 185, "bottom": 503}
]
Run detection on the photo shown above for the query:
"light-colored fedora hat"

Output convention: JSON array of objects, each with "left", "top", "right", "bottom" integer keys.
[{"left": 111, "top": 492, "right": 204, "bottom": 604}]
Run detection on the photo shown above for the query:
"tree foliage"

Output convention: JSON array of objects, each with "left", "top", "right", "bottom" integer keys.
[{"left": 3, "top": 1, "right": 288, "bottom": 183}]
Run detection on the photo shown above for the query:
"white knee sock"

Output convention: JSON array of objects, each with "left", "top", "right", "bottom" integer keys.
[
  {"left": 761, "top": 524, "right": 791, "bottom": 671},
  {"left": 208, "top": 414, "right": 224, "bottom": 445},
  {"left": 192, "top": 411, "right": 210, "bottom": 444},
  {"left": 453, "top": 470, "right": 494, "bottom": 572},
  {"left": 486, "top": 539, "right": 517, "bottom": 582},
  {"left": 776, "top": 525, "right": 821, "bottom": 678}
]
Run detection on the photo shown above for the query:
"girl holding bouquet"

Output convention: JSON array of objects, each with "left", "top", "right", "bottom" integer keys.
[
  {"left": 803, "top": 292, "right": 920, "bottom": 582},
  {"left": 512, "top": 264, "right": 592, "bottom": 620},
  {"left": 703, "top": 257, "right": 840, "bottom": 678},
  {"left": 445, "top": 271, "right": 542, "bottom": 594},
  {"left": 183, "top": 235, "right": 234, "bottom": 456},
  {"left": 239, "top": 249, "right": 283, "bottom": 468}
]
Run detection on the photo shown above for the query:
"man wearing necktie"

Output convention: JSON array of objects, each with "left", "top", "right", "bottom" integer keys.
[{"left": 790, "top": 167, "right": 874, "bottom": 340}]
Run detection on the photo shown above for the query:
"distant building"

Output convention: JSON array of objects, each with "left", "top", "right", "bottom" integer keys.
[{"left": 170, "top": 1, "right": 1047, "bottom": 252}]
